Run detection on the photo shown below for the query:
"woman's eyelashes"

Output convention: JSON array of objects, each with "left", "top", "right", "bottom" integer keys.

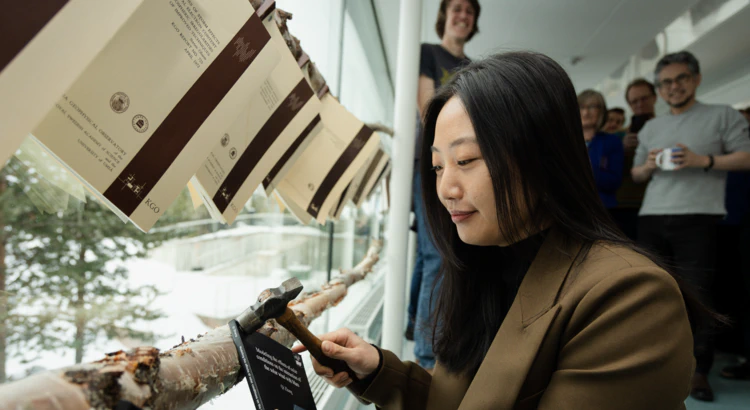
[
  {"left": 431, "top": 158, "right": 478, "bottom": 174},
  {"left": 457, "top": 158, "right": 477, "bottom": 166}
]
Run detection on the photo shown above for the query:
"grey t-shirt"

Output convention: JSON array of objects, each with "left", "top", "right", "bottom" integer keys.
[{"left": 634, "top": 102, "right": 750, "bottom": 216}]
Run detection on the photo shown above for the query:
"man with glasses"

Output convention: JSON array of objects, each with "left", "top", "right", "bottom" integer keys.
[
  {"left": 611, "top": 79, "right": 659, "bottom": 240},
  {"left": 625, "top": 78, "right": 658, "bottom": 138},
  {"left": 631, "top": 51, "right": 750, "bottom": 402}
]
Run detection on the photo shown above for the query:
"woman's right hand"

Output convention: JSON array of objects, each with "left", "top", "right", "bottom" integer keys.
[{"left": 291, "top": 328, "right": 380, "bottom": 388}]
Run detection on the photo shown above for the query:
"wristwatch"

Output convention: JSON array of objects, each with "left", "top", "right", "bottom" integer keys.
[{"left": 704, "top": 154, "right": 714, "bottom": 172}]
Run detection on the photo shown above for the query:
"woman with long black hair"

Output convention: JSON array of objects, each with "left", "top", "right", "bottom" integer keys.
[{"left": 294, "top": 52, "right": 703, "bottom": 409}]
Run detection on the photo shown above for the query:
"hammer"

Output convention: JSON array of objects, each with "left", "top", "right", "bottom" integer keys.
[{"left": 234, "top": 277, "right": 359, "bottom": 382}]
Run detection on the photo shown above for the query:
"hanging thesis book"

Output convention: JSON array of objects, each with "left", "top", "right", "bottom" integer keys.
[
  {"left": 29, "top": 0, "right": 281, "bottom": 231},
  {"left": 191, "top": 7, "right": 322, "bottom": 224},
  {"left": 274, "top": 93, "right": 381, "bottom": 225},
  {"left": 0, "top": 0, "right": 143, "bottom": 168},
  {"left": 329, "top": 147, "right": 389, "bottom": 221}
]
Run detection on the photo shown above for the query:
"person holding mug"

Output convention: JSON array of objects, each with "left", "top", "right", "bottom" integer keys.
[
  {"left": 653, "top": 147, "right": 684, "bottom": 170},
  {"left": 293, "top": 52, "right": 710, "bottom": 409},
  {"left": 631, "top": 51, "right": 750, "bottom": 402}
]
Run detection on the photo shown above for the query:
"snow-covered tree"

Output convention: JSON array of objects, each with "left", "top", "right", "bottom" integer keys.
[{"left": 0, "top": 160, "right": 172, "bottom": 379}]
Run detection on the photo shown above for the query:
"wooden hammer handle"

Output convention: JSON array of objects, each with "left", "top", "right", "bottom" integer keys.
[{"left": 276, "top": 307, "right": 359, "bottom": 382}]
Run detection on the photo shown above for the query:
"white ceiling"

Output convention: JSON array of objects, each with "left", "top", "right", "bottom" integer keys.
[
  {"left": 687, "top": 3, "right": 750, "bottom": 106},
  {"left": 374, "top": 0, "right": 704, "bottom": 92}
]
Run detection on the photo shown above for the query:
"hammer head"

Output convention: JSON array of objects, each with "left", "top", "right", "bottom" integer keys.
[{"left": 235, "top": 277, "right": 303, "bottom": 334}]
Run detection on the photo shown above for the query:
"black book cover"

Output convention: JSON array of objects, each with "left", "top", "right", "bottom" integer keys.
[{"left": 230, "top": 320, "right": 317, "bottom": 410}]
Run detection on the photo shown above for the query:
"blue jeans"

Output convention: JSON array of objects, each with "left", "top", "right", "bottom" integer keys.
[{"left": 407, "top": 169, "right": 441, "bottom": 368}]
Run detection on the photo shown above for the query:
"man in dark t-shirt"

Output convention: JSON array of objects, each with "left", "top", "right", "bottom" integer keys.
[
  {"left": 413, "top": 44, "right": 471, "bottom": 161},
  {"left": 407, "top": 0, "right": 480, "bottom": 371}
]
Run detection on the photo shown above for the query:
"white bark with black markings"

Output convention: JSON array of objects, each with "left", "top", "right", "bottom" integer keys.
[{"left": 0, "top": 241, "right": 381, "bottom": 410}]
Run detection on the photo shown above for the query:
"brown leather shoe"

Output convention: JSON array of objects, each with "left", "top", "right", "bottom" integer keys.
[{"left": 690, "top": 372, "right": 714, "bottom": 402}]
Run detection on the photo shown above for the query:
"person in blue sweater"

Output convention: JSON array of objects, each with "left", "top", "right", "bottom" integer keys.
[{"left": 578, "top": 89, "right": 624, "bottom": 209}]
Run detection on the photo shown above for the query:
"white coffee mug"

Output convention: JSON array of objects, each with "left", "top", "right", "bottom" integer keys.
[{"left": 655, "top": 147, "right": 682, "bottom": 171}]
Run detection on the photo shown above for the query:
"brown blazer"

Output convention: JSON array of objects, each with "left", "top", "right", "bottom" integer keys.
[{"left": 353, "top": 230, "right": 694, "bottom": 409}]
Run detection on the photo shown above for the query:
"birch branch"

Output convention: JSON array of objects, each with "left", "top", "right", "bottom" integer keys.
[
  {"left": 364, "top": 123, "right": 395, "bottom": 136},
  {"left": 0, "top": 240, "right": 382, "bottom": 410}
]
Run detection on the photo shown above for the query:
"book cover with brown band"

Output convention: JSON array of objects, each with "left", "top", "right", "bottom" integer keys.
[
  {"left": 0, "top": 0, "right": 68, "bottom": 73},
  {"left": 1, "top": 0, "right": 142, "bottom": 169},
  {"left": 365, "top": 163, "right": 390, "bottom": 200},
  {"left": 213, "top": 78, "right": 313, "bottom": 213},
  {"left": 103, "top": 12, "right": 270, "bottom": 215},
  {"left": 331, "top": 182, "right": 351, "bottom": 218},
  {"left": 307, "top": 125, "right": 373, "bottom": 217},
  {"left": 352, "top": 149, "right": 384, "bottom": 205},
  {"left": 263, "top": 114, "right": 321, "bottom": 190},
  {"left": 255, "top": 0, "right": 276, "bottom": 20}
]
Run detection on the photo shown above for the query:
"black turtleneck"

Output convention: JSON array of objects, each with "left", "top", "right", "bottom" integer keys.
[{"left": 494, "top": 230, "right": 548, "bottom": 332}]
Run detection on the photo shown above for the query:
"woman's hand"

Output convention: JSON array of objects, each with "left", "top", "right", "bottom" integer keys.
[{"left": 291, "top": 328, "right": 380, "bottom": 388}]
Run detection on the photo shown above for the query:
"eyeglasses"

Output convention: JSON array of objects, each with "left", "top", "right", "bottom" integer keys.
[
  {"left": 580, "top": 104, "right": 602, "bottom": 111},
  {"left": 656, "top": 73, "right": 692, "bottom": 89},
  {"left": 628, "top": 95, "right": 653, "bottom": 106}
]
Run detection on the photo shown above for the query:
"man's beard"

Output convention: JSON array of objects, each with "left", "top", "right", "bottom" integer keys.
[{"left": 669, "top": 91, "right": 695, "bottom": 109}]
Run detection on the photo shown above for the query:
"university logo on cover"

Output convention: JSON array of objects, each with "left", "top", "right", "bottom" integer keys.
[
  {"left": 110, "top": 92, "right": 130, "bottom": 113},
  {"left": 221, "top": 133, "right": 230, "bottom": 147},
  {"left": 233, "top": 37, "right": 256, "bottom": 62},
  {"left": 132, "top": 114, "right": 149, "bottom": 133},
  {"left": 220, "top": 187, "right": 231, "bottom": 203},
  {"left": 117, "top": 174, "right": 146, "bottom": 199},
  {"left": 287, "top": 93, "right": 305, "bottom": 111}
]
